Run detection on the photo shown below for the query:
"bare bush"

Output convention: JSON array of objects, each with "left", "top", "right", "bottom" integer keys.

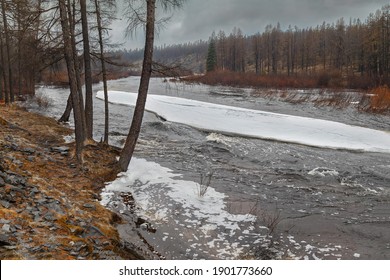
[
  {"left": 196, "top": 171, "right": 214, "bottom": 197},
  {"left": 34, "top": 92, "right": 52, "bottom": 108},
  {"left": 236, "top": 200, "right": 286, "bottom": 259},
  {"left": 249, "top": 201, "right": 283, "bottom": 236}
]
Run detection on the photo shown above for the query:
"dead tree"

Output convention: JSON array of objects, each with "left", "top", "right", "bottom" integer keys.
[
  {"left": 118, "top": 0, "right": 185, "bottom": 172},
  {"left": 80, "top": 0, "right": 94, "bottom": 140},
  {"left": 118, "top": 0, "right": 156, "bottom": 171},
  {"left": 58, "top": 0, "right": 87, "bottom": 162}
]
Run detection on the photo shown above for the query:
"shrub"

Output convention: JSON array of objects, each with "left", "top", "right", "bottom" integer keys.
[
  {"left": 184, "top": 70, "right": 319, "bottom": 89},
  {"left": 197, "top": 171, "right": 214, "bottom": 197},
  {"left": 34, "top": 92, "right": 52, "bottom": 108},
  {"left": 366, "top": 86, "right": 390, "bottom": 113}
]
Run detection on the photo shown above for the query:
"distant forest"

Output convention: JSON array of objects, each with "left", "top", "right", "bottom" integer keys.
[
  {"left": 116, "top": 4, "right": 390, "bottom": 88},
  {"left": 113, "top": 40, "right": 208, "bottom": 73}
]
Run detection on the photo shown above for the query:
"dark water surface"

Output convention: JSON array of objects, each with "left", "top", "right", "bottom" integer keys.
[{"left": 31, "top": 77, "right": 390, "bottom": 259}]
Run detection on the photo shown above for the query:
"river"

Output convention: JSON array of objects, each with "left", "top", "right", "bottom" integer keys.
[{"left": 30, "top": 77, "right": 390, "bottom": 260}]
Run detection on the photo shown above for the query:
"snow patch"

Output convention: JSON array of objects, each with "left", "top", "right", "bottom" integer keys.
[
  {"left": 63, "top": 135, "right": 75, "bottom": 143},
  {"left": 206, "top": 133, "right": 231, "bottom": 147},
  {"left": 308, "top": 167, "right": 339, "bottom": 177},
  {"left": 96, "top": 90, "right": 390, "bottom": 153}
]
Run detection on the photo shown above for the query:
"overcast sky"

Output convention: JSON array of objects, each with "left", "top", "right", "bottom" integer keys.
[{"left": 110, "top": 0, "right": 389, "bottom": 49}]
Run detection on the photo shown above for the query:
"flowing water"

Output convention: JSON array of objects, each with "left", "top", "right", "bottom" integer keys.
[{"left": 31, "top": 77, "right": 390, "bottom": 260}]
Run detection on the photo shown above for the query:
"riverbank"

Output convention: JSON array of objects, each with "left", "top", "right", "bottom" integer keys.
[
  {"left": 182, "top": 71, "right": 390, "bottom": 114},
  {"left": 7, "top": 78, "right": 389, "bottom": 260},
  {"left": 0, "top": 105, "right": 143, "bottom": 260}
]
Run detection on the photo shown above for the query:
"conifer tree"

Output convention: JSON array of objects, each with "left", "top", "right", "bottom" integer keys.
[{"left": 206, "top": 39, "right": 217, "bottom": 72}]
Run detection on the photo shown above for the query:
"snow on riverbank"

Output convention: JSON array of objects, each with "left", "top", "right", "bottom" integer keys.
[{"left": 96, "top": 90, "right": 390, "bottom": 153}]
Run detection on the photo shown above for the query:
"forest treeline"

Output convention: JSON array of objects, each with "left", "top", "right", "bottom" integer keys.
[
  {"left": 208, "top": 6, "right": 390, "bottom": 87},
  {"left": 123, "top": 4, "right": 390, "bottom": 89},
  {"left": 114, "top": 40, "right": 208, "bottom": 74}
]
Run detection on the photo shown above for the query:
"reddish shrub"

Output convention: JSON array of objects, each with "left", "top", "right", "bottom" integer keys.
[
  {"left": 184, "top": 70, "right": 319, "bottom": 89},
  {"left": 367, "top": 86, "right": 390, "bottom": 113}
]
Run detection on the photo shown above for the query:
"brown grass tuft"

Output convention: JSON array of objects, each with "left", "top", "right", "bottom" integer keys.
[{"left": 365, "top": 86, "right": 390, "bottom": 113}]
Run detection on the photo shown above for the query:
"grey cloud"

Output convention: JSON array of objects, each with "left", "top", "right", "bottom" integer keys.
[{"left": 112, "top": 0, "right": 390, "bottom": 48}]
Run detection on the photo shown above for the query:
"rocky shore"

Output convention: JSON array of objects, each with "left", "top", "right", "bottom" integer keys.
[{"left": 0, "top": 105, "right": 143, "bottom": 260}]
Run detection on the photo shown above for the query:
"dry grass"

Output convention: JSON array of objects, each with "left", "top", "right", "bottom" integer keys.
[
  {"left": 184, "top": 70, "right": 326, "bottom": 89},
  {"left": 364, "top": 86, "right": 390, "bottom": 113},
  {"left": 184, "top": 70, "right": 390, "bottom": 95},
  {"left": 252, "top": 88, "right": 363, "bottom": 110},
  {"left": 0, "top": 106, "right": 139, "bottom": 260},
  {"left": 186, "top": 71, "right": 390, "bottom": 114}
]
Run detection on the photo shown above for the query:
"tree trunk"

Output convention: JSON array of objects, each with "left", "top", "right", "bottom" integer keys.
[
  {"left": 94, "top": 0, "right": 109, "bottom": 144},
  {"left": 0, "top": 38, "right": 3, "bottom": 101},
  {"left": 1, "top": 0, "right": 13, "bottom": 103},
  {"left": 58, "top": 93, "right": 73, "bottom": 123},
  {"left": 0, "top": 27, "right": 9, "bottom": 104},
  {"left": 118, "top": 0, "right": 156, "bottom": 172},
  {"left": 17, "top": 2, "right": 22, "bottom": 96},
  {"left": 68, "top": 0, "right": 87, "bottom": 138},
  {"left": 80, "top": 0, "right": 94, "bottom": 140},
  {"left": 58, "top": 0, "right": 86, "bottom": 162}
]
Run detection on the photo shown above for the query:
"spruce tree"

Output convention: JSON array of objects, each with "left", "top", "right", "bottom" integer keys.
[{"left": 206, "top": 39, "right": 217, "bottom": 72}]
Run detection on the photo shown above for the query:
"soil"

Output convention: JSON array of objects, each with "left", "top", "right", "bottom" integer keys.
[{"left": 0, "top": 104, "right": 143, "bottom": 260}]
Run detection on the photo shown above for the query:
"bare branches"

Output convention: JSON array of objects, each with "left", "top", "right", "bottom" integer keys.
[
  {"left": 124, "top": 0, "right": 186, "bottom": 37},
  {"left": 90, "top": 51, "right": 137, "bottom": 68},
  {"left": 157, "top": 0, "right": 186, "bottom": 11},
  {"left": 124, "top": 0, "right": 146, "bottom": 37},
  {"left": 152, "top": 61, "right": 185, "bottom": 77}
]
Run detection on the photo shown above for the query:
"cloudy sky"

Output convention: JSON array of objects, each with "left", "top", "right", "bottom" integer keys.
[{"left": 110, "top": 0, "right": 389, "bottom": 49}]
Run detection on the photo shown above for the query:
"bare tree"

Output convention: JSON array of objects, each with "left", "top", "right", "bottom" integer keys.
[
  {"left": 80, "top": 0, "right": 94, "bottom": 140},
  {"left": 0, "top": 24, "right": 9, "bottom": 104},
  {"left": 1, "top": 0, "right": 13, "bottom": 103},
  {"left": 58, "top": 0, "right": 87, "bottom": 162},
  {"left": 93, "top": 0, "right": 115, "bottom": 144},
  {"left": 118, "top": 0, "right": 186, "bottom": 172},
  {"left": 118, "top": 0, "right": 156, "bottom": 171}
]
